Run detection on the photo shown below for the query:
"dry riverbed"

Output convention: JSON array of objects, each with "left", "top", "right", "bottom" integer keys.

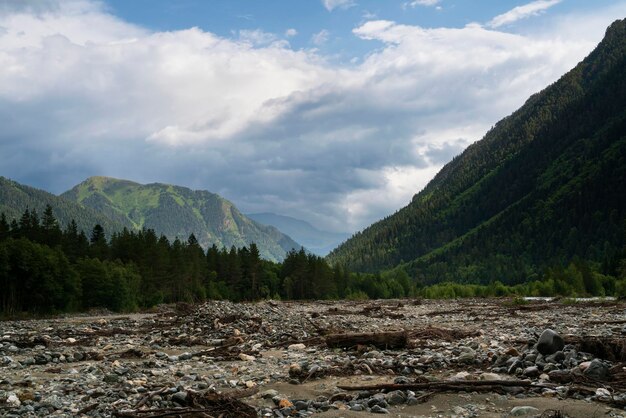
[{"left": 1, "top": 298, "right": 626, "bottom": 417}]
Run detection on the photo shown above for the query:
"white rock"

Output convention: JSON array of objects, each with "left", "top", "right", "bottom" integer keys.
[
  {"left": 450, "top": 371, "right": 470, "bottom": 380},
  {"left": 480, "top": 372, "right": 501, "bottom": 381},
  {"left": 239, "top": 353, "right": 255, "bottom": 362},
  {"left": 6, "top": 393, "right": 20, "bottom": 407},
  {"left": 288, "top": 343, "right": 306, "bottom": 351},
  {"left": 510, "top": 406, "right": 539, "bottom": 416},
  {"left": 596, "top": 388, "right": 611, "bottom": 397}
]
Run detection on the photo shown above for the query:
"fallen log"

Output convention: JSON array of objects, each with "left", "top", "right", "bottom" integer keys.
[
  {"left": 337, "top": 379, "right": 555, "bottom": 392},
  {"left": 326, "top": 331, "right": 408, "bottom": 349}
]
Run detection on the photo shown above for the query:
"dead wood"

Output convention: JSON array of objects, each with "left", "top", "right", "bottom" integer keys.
[
  {"left": 326, "top": 331, "right": 408, "bottom": 349},
  {"left": 564, "top": 336, "right": 626, "bottom": 362},
  {"left": 337, "top": 379, "right": 554, "bottom": 392},
  {"left": 116, "top": 389, "right": 256, "bottom": 418},
  {"left": 409, "top": 326, "right": 480, "bottom": 342}
]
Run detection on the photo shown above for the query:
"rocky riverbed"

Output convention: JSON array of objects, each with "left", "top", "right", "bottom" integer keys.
[{"left": 1, "top": 298, "right": 626, "bottom": 417}]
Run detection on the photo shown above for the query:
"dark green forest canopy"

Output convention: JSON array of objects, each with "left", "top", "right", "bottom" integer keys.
[
  {"left": 327, "top": 19, "right": 626, "bottom": 286},
  {"left": 1, "top": 205, "right": 625, "bottom": 316},
  {"left": 0, "top": 206, "right": 407, "bottom": 314}
]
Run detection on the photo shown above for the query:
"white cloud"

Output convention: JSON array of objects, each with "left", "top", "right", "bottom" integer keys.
[
  {"left": 322, "top": 0, "right": 356, "bottom": 12},
  {"left": 311, "top": 29, "right": 330, "bottom": 45},
  {"left": 0, "top": 0, "right": 622, "bottom": 233},
  {"left": 237, "top": 29, "right": 284, "bottom": 47},
  {"left": 285, "top": 28, "right": 298, "bottom": 37},
  {"left": 407, "top": 0, "right": 441, "bottom": 7},
  {"left": 488, "top": 0, "right": 561, "bottom": 28}
]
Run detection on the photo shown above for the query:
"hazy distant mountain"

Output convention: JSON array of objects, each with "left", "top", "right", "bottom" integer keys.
[
  {"left": 328, "top": 19, "right": 626, "bottom": 284},
  {"left": 247, "top": 212, "right": 350, "bottom": 256},
  {"left": 0, "top": 176, "right": 126, "bottom": 236},
  {"left": 62, "top": 177, "right": 301, "bottom": 262}
]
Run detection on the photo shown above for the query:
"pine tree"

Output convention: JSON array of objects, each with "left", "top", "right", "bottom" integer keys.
[
  {"left": 0, "top": 213, "right": 9, "bottom": 241},
  {"left": 89, "top": 224, "right": 109, "bottom": 260},
  {"left": 41, "top": 205, "right": 62, "bottom": 247}
]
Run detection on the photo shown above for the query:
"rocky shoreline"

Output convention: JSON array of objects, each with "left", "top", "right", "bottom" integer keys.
[{"left": 1, "top": 298, "right": 625, "bottom": 417}]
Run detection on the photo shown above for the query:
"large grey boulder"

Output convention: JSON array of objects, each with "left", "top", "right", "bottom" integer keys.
[
  {"left": 536, "top": 329, "right": 564, "bottom": 355},
  {"left": 584, "top": 359, "right": 609, "bottom": 380}
]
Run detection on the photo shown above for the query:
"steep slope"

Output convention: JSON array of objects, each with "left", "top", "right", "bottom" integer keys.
[
  {"left": 0, "top": 176, "right": 127, "bottom": 235},
  {"left": 62, "top": 177, "right": 301, "bottom": 261},
  {"left": 328, "top": 19, "right": 626, "bottom": 284},
  {"left": 247, "top": 212, "right": 350, "bottom": 256}
]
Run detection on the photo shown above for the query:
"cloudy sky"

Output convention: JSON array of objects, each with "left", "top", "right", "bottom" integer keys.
[{"left": 0, "top": 0, "right": 624, "bottom": 233}]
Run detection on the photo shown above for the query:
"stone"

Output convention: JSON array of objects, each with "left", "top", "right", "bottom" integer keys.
[
  {"left": 21, "top": 357, "right": 35, "bottom": 366},
  {"left": 103, "top": 374, "right": 121, "bottom": 384},
  {"left": 584, "top": 359, "right": 609, "bottom": 380},
  {"left": 238, "top": 353, "right": 255, "bottom": 362},
  {"left": 406, "top": 396, "right": 419, "bottom": 405},
  {"left": 548, "top": 370, "right": 572, "bottom": 383},
  {"left": 172, "top": 391, "right": 187, "bottom": 405},
  {"left": 451, "top": 371, "right": 470, "bottom": 380},
  {"left": 370, "top": 404, "right": 389, "bottom": 414},
  {"left": 505, "top": 348, "right": 521, "bottom": 357},
  {"left": 385, "top": 390, "right": 406, "bottom": 405},
  {"left": 458, "top": 348, "right": 476, "bottom": 364},
  {"left": 288, "top": 343, "right": 306, "bottom": 351},
  {"left": 294, "top": 400, "right": 308, "bottom": 410},
  {"left": 480, "top": 372, "right": 501, "bottom": 381},
  {"left": 288, "top": 363, "right": 302, "bottom": 377},
  {"left": 596, "top": 388, "right": 611, "bottom": 397},
  {"left": 545, "top": 351, "right": 565, "bottom": 364},
  {"left": 523, "top": 366, "right": 540, "bottom": 377},
  {"left": 6, "top": 393, "right": 21, "bottom": 407},
  {"left": 278, "top": 399, "right": 293, "bottom": 408},
  {"left": 536, "top": 329, "right": 564, "bottom": 356},
  {"left": 260, "top": 389, "right": 279, "bottom": 399},
  {"left": 510, "top": 406, "right": 540, "bottom": 416}
]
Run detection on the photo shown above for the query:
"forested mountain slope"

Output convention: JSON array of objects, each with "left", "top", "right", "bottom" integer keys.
[
  {"left": 328, "top": 19, "right": 626, "bottom": 285},
  {"left": 62, "top": 177, "right": 301, "bottom": 262},
  {"left": 0, "top": 176, "right": 126, "bottom": 236}
]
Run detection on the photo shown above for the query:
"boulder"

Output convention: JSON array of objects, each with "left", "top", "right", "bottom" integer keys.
[
  {"left": 584, "top": 359, "right": 609, "bottom": 380},
  {"left": 536, "top": 329, "right": 564, "bottom": 355}
]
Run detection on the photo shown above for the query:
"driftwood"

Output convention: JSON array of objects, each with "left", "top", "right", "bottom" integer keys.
[
  {"left": 337, "top": 379, "right": 554, "bottom": 392},
  {"left": 564, "top": 336, "right": 626, "bottom": 362},
  {"left": 325, "top": 331, "right": 408, "bottom": 349},
  {"left": 114, "top": 389, "right": 256, "bottom": 418}
]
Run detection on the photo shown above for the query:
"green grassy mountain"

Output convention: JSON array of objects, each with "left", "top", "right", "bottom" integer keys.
[
  {"left": 61, "top": 176, "right": 301, "bottom": 261},
  {"left": 327, "top": 19, "right": 626, "bottom": 285},
  {"left": 0, "top": 176, "right": 126, "bottom": 235},
  {"left": 247, "top": 212, "right": 350, "bottom": 256}
]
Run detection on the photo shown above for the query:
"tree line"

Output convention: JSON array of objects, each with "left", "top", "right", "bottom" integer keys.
[
  {"left": 0, "top": 206, "right": 420, "bottom": 315},
  {"left": 1, "top": 205, "right": 625, "bottom": 316}
]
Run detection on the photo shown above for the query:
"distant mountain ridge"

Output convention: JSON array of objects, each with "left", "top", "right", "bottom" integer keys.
[
  {"left": 328, "top": 19, "right": 626, "bottom": 284},
  {"left": 0, "top": 176, "right": 126, "bottom": 236},
  {"left": 247, "top": 212, "right": 350, "bottom": 256},
  {"left": 61, "top": 177, "right": 301, "bottom": 262}
]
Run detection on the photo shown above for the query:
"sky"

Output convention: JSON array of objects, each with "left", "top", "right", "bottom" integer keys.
[{"left": 0, "top": 0, "right": 624, "bottom": 234}]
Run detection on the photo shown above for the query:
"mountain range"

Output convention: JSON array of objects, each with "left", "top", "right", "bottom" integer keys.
[
  {"left": 0, "top": 176, "right": 126, "bottom": 237},
  {"left": 327, "top": 19, "right": 626, "bottom": 284},
  {"left": 0, "top": 176, "right": 303, "bottom": 262},
  {"left": 60, "top": 177, "right": 301, "bottom": 261},
  {"left": 247, "top": 212, "right": 350, "bottom": 256}
]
